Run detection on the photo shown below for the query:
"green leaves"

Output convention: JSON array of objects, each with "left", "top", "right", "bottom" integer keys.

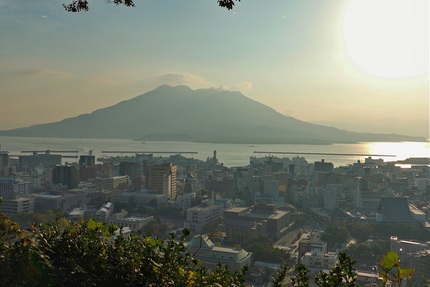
[
  {"left": 378, "top": 251, "right": 416, "bottom": 287},
  {"left": 0, "top": 217, "right": 247, "bottom": 287}
]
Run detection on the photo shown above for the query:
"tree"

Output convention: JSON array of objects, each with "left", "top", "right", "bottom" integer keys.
[
  {"left": 378, "top": 251, "right": 415, "bottom": 287},
  {"left": 63, "top": 0, "right": 241, "bottom": 12},
  {"left": 0, "top": 216, "right": 247, "bottom": 287},
  {"left": 291, "top": 252, "right": 357, "bottom": 287}
]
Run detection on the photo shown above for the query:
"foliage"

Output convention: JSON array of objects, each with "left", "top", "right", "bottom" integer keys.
[
  {"left": 345, "top": 239, "right": 389, "bottom": 264},
  {"left": 245, "top": 236, "right": 290, "bottom": 264},
  {"left": 291, "top": 252, "right": 357, "bottom": 287},
  {"left": 0, "top": 216, "right": 247, "bottom": 287},
  {"left": 378, "top": 251, "right": 415, "bottom": 287},
  {"left": 271, "top": 261, "right": 290, "bottom": 287},
  {"left": 320, "top": 224, "right": 350, "bottom": 248},
  {"left": 63, "top": 0, "right": 241, "bottom": 12}
]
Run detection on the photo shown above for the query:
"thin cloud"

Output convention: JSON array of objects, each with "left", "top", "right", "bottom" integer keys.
[
  {"left": 151, "top": 73, "right": 212, "bottom": 89},
  {"left": 1, "top": 67, "right": 74, "bottom": 79},
  {"left": 235, "top": 81, "right": 253, "bottom": 92}
]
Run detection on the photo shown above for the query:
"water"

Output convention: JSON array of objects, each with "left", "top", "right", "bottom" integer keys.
[{"left": 0, "top": 136, "right": 429, "bottom": 168}]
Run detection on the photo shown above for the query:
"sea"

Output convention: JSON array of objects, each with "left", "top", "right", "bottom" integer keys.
[{"left": 0, "top": 136, "right": 429, "bottom": 168}]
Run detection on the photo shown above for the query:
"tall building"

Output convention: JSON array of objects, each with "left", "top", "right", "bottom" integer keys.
[
  {"left": 119, "top": 161, "right": 142, "bottom": 190},
  {"left": 0, "top": 177, "right": 31, "bottom": 199},
  {"left": 52, "top": 165, "right": 79, "bottom": 189},
  {"left": 146, "top": 163, "right": 177, "bottom": 200},
  {"left": 19, "top": 152, "right": 61, "bottom": 171},
  {"left": 79, "top": 155, "right": 96, "bottom": 167}
]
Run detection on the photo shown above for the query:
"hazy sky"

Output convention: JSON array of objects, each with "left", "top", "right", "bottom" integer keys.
[{"left": 0, "top": 0, "right": 428, "bottom": 138}]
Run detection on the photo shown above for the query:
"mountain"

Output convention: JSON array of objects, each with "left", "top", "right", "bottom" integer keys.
[{"left": 0, "top": 85, "right": 425, "bottom": 144}]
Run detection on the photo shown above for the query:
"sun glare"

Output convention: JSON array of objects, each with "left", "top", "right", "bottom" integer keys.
[{"left": 343, "top": 0, "right": 429, "bottom": 78}]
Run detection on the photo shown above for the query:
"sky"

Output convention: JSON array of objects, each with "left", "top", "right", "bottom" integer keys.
[{"left": 0, "top": 0, "right": 429, "bottom": 138}]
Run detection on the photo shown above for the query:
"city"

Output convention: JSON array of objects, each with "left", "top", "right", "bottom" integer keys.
[{"left": 0, "top": 148, "right": 429, "bottom": 286}]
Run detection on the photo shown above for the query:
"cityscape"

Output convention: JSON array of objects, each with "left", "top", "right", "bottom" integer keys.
[
  {"left": 0, "top": 146, "right": 429, "bottom": 286},
  {"left": 0, "top": 0, "right": 428, "bottom": 286}
]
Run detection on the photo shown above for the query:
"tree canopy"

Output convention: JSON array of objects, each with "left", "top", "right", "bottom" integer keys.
[
  {"left": 0, "top": 212, "right": 419, "bottom": 287},
  {"left": 63, "top": 0, "right": 241, "bottom": 12},
  {"left": 0, "top": 214, "right": 246, "bottom": 287}
]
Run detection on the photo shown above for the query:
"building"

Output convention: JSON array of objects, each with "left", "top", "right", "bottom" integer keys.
[
  {"left": 146, "top": 163, "right": 177, "bottom": 200},
  {"left": 184, "top": 200, "right": 224, "bottom": 234},
  {"left": 224, "top": 203, "right": 290, "bottom": 243},
  {"left": 314, "top": 159, "right": 334, "bottom": 173},
  {"left": 79, "top": 155, "right": 96, "bottom": 167},
  {"left": 33, "top": 192, "right": 88, "bottom": 213},
  {"left": 0, "top": 197, "right": 34, "bottom": 216},
  {"left": 186, "top": 234, "right": 253, "bottom": 272},
  {"left": 0, "top": 177, "right": 31, "bottom": 199},
  {"left": 376, "top": 197, "right": 419, "bottom": 225},
  {"left": 390, "top": 236, "right": 429, "bottom": 266},
  {"left": 408, "top": 250, "right": 430, "bottom": 287},
  {"left": 96, "top": 176, "right": 128, "bottom": 190},
  {"left": 108, "top": 210, "right": 154, "bottom": 231},
  {"left": 300, "top": 241, "right": 337, "bottom": 276},
  {"left": 52, "top": 165, "right": 79, "bottom": 189},
  {"left": 19, "top": 152, "right": 61, "bottom": 171},
  {"left": 119, "top": 161, "right": 142, "bottom": 190}
]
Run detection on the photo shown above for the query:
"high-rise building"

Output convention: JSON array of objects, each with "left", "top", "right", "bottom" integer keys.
[
  {"left": 146, "top": 163, "right": 177, "bottom": 200},
  {"left": 52, "top": 165, "right": 79, "bottom": 189},
  {"left": 79, "top": 155, "right": 96, "bottom": 167},
  {"left": 19, "top": 152, "right": 61, "bottom": 171},
  {"left": 0, "top": 152, "right": 9, "bottom": 167},
  {"left": 0, "top": 178, "right": 31, "bottom": 199},
  {"left": 119, "top": 162, "right": 141, "bottom": 180}
]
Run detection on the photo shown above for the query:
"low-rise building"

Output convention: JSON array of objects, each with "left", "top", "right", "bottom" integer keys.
[
  {"left": 186, "top": 234, "right": 253, "bottom": 272},
  {"left": 184, "top": 200, "right": 224, "bottom": 234},
  {"left": 224, "top": 203, "right": 290, "bottom": 243},
  {"left": 0, "top": 197, "right": 34, "bottom": 216}
]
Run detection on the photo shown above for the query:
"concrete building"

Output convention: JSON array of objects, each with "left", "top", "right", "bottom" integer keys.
[
  {"left": 314, "top": 159, "right": 334, "bottom": 173},
  {"left": 52, "top": 165, "right": 79, "bottom": 189},
  {"left": 33, "top": 192, "right": 88, "bottom": 213},
  {"left": 96, "top": 176, "right": 128, "bottom": 191},
  {"left": 224, "top": 203, "right": 290, "bottom": 243},
  {"left": 186, "top": 234, "right": 253, "bottom": 272},
  {"left": 184, "top": 200, "right": 224, "bottom": 234},
  {"left": 0, "top": 177, "right": 31, "bottom": 199},
  {"left": 146, "top": 163, "right": 177, "bottom": 200},
  {"left": 79, "top": 155, "right": 96, "bottom": 167},
  {"left": 19, "top": 152, "right": 61, "bottom": 171},
  {"left": 95, "top": 202, "right": 114, "bottom": 222},
  {"left": 108, "top": 210, "right": 154, "bottom": 231},
  {"left": 300, "top": 241, "right": 337, "bottom": 276},
  {"left": 0, "top": 197, "right": 34, "bottom": 216}
]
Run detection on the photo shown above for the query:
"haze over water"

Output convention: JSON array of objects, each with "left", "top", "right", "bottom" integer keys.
[{"left": 1, "top": 136, "right": 428, "bottom": 168}]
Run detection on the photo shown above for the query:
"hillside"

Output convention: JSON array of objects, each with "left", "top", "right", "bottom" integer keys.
[{"left": 0, "top": 85, "right": 425, "bottom": 144}]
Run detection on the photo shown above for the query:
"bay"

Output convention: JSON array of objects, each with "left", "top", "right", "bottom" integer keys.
[{"left": 0, "top": 136, "right": 428, "bottom": 168}]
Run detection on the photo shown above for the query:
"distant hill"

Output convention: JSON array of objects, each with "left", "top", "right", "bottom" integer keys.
[{"left": 0, "top": 85, "right": 425, "bottom": 144}]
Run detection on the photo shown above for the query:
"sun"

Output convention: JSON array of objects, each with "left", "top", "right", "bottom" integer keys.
[{"left": 342, "top": 0, "right": 429, "bottom": 78}]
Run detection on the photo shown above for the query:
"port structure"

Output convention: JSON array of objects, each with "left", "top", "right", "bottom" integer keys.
[
  {"left": 101, "top": 151, "right": 198, "bottom": 154},
  {"left": 20, "top": 150, "right": 79, "bottom": 159},
  {"left": 253, "top": 151, "right": 396, "bottom": 157}
]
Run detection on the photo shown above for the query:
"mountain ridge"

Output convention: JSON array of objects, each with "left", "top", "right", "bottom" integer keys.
[{"left": 0, "top": 85, "right": 426, "bottom": 144}]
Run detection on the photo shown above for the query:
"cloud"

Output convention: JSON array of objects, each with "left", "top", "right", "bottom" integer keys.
[
  {"left": 151, "top": 73, "right": 212, "bottom": 89},
  {"left": 235, "top": 81, "right": 253, "bottom": 91},
  {"left": 1, "top": 67, "right": 74, "bottom": 79}
]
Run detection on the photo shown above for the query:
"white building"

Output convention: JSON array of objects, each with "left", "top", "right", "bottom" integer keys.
[
  {"left": 186, "top": 234, "right": 253, "bottom": 272},
  {"left": 300, "top": 241, "right": 337, "bottom": 276},
  {"left": 184, "top": 200, "right": 224, "bottom": 233}
]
